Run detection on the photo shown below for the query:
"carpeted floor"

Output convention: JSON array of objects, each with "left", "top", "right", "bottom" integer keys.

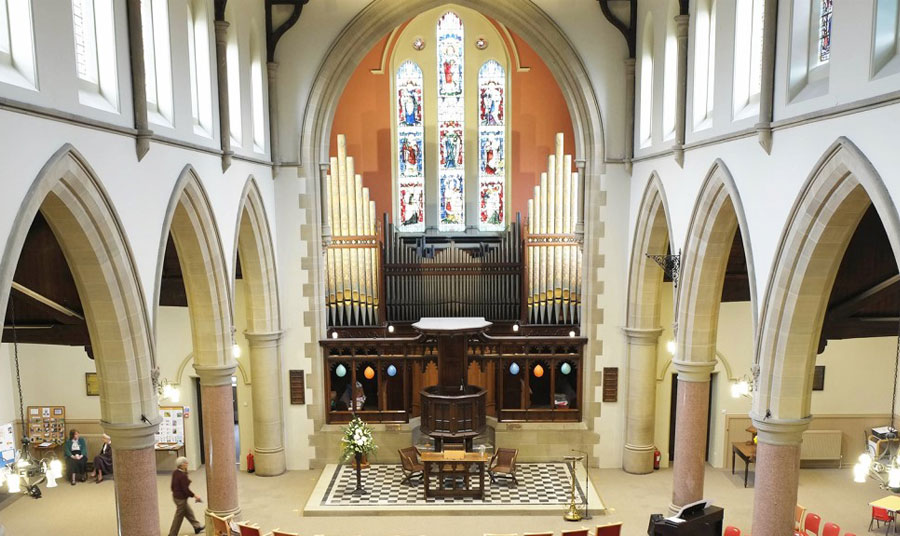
[{"left": 0, "top": 465, "right": 891, "bottom": 535}]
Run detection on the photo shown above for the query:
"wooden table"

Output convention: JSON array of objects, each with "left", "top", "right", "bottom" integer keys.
[
  {"left": 870, "top": 496, "right": 900, "bottom": 535},
  {"left": 421, "top": 451, "right": 488, "bottom": 499},
  {"left": 732, "top": 442, "right": 757, "bottom": 488}
]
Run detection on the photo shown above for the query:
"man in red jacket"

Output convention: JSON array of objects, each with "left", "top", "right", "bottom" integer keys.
[{"left": 168, "top": 456, "right": 205, "bottom": 536}]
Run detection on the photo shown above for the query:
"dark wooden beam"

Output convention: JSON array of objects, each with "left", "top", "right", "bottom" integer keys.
[
  {"left": 827, "top": 274, "right": 900, "bottom": 320},
  {"left": 266, "top": 0, "right": 309, "bottom": 63},
  {"left": 597, "top": 0, "right": 636, "bottom": 58}
]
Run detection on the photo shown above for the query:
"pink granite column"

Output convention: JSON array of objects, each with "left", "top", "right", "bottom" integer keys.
[
  {"left": 194, "top": 363, "right": 241, "bottom": 521},
  {"left": 670, "top": 359, "right": 716, "bottom": 512},
  {"left": 751, "top": 417, "right": 810, "bottom": 536},
  {"left": 103, "top": 421, "right": 160, "bottom": 536}
]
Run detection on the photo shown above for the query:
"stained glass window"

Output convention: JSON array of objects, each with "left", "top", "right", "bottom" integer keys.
[
  {"left": 437, "top": 12, "right": 465, "bottom": 232},
  {"left": 818, "top": 0, "right": 833, "bottom": 63},
  {"left": 396, "top": 60, "right": 425, "bottom": 232},
  {"left": 478, "top": 60, "right": 505, "bottom": 231}
]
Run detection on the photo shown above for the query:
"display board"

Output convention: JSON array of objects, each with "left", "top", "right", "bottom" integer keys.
[
  {"left": 0, "top": 421, "right": 15, "bottom": 468},
  {"left": 27, "top": 405, "right": 66, "bottom": 447},
  {"left": 154, "top": 406, "right": 185, "bottom": 446}
]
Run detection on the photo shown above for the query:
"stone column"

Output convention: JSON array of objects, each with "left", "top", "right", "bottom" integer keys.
[
  {"left": 623, "top": 57, "right": 636, "bottom": 175},
  {"left": 194, "top": 363, "right": 240, "bottom": 520},
  {"left": 214, "top": 20, "right": 233, "bottom": 172},
  {"left": 244, "top": 330, "right": 286, "bottom": 476},
  {"left": 756, "top": 0, "right": 778, "bottom": 153},
  {"left": 673, "top": 13, "right": 690, "bottom": 167},
  {"left": 750, "top": 417, "right": 811, "bottom": 536},
  {"left": 670, "top": 359, "right": 716, "bottom": 512},
  {"left": 266, "top": 62, "right": 280, "bottom": 166},
  {"left": 623, "top": 327, "right": 663, "bottom": 474},
  {"left": 125, "top": 0, "right": 152, "bottom": 160},
  {"left": 103, "top": 421, "right": 160, "bottom": 536}
]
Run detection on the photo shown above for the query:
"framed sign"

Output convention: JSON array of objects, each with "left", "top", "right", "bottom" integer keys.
[
  {"left": 813, "top": 365, "right": 826, "bottom": 391},
  {"left": 289, "top": 370, "right": 306, "bottom": 405},
  {"left": 85, "top": 372, "right": 100, "bottom": 396}
]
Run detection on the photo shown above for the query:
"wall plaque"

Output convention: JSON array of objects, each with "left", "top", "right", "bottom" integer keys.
[
  {"left": 602, "top": 367, "right": 618, "bottom": 403},
  {"left": 289, "top": 370, "right": 306, "bottom": 405}
]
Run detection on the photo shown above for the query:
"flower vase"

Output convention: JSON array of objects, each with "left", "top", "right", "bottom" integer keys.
[{"left": 352, "top": 451, "right": 366, "bottom": 495}]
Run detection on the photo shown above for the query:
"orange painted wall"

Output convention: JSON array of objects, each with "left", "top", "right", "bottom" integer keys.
[{"left": 329, "top": 26, "right": 574, "bottom": 224}]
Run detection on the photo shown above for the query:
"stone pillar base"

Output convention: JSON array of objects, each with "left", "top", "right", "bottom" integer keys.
[{"left": 623, "top": 443, "right": 654, "bottom": 474}]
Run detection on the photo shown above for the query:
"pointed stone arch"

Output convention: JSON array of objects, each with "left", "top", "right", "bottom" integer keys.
[
  {"left": 623, "top": 172, "right": 673, "bottom": 473},
  {"left": 748, "top": 138, "right": 900, "bottom": 536},
  {"left": 0, "top": 145, "right": 159, "bottom": 536},
  {"left": 670, "top": 159, "right": 757, "bottom": 510},
  {"left": 155, "top": 165, "right": 240, "bottom": 519},
  {"left": 232, "top": 176, "right": 286, "bottom": 476}
]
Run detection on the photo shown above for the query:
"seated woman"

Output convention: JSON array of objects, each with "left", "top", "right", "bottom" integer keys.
[
  {"left": 91, "top": 433, "right": 112, "bottom": 483},
  {"left": 65, "top": 429, "right": 88, "bottom": 485}
]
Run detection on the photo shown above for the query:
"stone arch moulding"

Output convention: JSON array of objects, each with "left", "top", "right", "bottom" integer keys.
[
  {"left": 298, "top": 0, "right": 606, "bottom": 175},
  {"left": 0, "top": 144, "right": 158, "bottom": 425},
  {"left": 153, "top": 164, "right": 234, "bottom": 369},
  {"left": 626, "top": 172, "right": 675, "bottom": 330},
  {"left": 0, "top": 144, "right": 161, "bottom": 536},
  {"left": 752, "top": 137, "right": 900, "bottom": 424},
  {"left": 233, "top": 176, "right": 281, "bottom": 334},
  {"left": 174, "top": 352, "right": 251, "bottom": 386},
  {"left": 674, "top": 159, "right": 759, "bottom": 370}
]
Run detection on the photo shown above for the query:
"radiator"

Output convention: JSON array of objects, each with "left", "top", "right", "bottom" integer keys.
[{"left": 800, "top": 430, "right": 842, "bottom": 464}]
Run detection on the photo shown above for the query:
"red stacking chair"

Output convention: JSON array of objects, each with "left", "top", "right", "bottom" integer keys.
[
  {"left": 561, "top": 530, "right": 590, "bottom": 536},
  {"left": 595, "top": 522, "right": 623, "bottom": 536},
  {"left": 871, "top": 507, "right": 894, "bottom": 534},
  {"left": 724, "top": 527, "right": 741, "bottom": 536},
  {"left": 803, "top": 512, "right": 821, "bottom": 536},
  {"left": 822, "top": 522, "right": 840, "bottom": 536}
]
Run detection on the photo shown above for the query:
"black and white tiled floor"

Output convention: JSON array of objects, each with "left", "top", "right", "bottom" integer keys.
[{"left": 320, "top": 462, "right": 587, "bottom": 507}]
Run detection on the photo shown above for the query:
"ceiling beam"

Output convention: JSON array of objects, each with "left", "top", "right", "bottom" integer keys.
[
  {"left": 597, "top": 0, "right": 636, "bottom": 58},
  {"left": 266, "top": 0, "right": 309, "bottom": 63},
  {"left": 827, "top": 274, "right": 900, "bottom": 320},
  {"left": 11, "top": 281, "right": 84, "bottom": 321}
]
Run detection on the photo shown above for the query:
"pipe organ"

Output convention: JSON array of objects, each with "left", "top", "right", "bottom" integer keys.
[
  {"left": 323, "top": 132, "right": 582, "bottom": 328},
  {"left": 526, "top": 133, "right": 582, "bottom": 325},
  {"left": 324, "top": 135, "right": 380, "bottom": 326}
]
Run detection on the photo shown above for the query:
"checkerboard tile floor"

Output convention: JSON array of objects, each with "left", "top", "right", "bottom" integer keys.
[{"left": 320, "top": 462, "right": 587, "bottom": 506}]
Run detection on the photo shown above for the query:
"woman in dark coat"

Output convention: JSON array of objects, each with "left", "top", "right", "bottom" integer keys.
[
  {"left": 92, "top": 433, "right": 112, "bottom": 483},
  {"left": 64, "top": 429, "right": 87, "bottom": 485}
]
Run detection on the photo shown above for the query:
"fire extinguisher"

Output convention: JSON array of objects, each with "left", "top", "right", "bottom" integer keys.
[
  {"left": 653, "top": 448, "right": 661, "bottom": 470},
  {"left": 247, "top": 451, "right": 255, "bottom": 473}
]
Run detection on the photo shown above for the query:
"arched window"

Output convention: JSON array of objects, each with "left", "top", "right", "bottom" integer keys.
[
  {"left": 787, "top": 0, "right": 831, "bottom": 100},
  {"left": 142, "top": 0, "right": 173, "bottom": 125},
  {"left": 817, "top": 0, "right": 833, "bottom": 63},
  {"left": 391, "top": 8, "right": 509, "bottom": 233},
  {"left": 662, "top": 0, "right": 678, "bottom": 139},
  {"left": 187, "top": 0, "right": 212, "bottom": 135},
  {"left": 874, "top": 0, "right": 900, "bottom": 75},
  {"left": 226, "top": 19, "right": 242, "bottom": 146},
  {"left": 250, "top": 30, "right": 266, "bottom": 153},
  {"left": 692, "top": 0, "right": 716, "bottom": 128},
  {"left": 0, "top": 0, "right": 36, "bottom": 89},
  {"left": 733, "top": 0, "right": 764, "bottom": 118},
  {"left": 639, "top": 14, "right": 654, "bottom": 147},
  {"left": 396, "top": 60, "right": 425, "bottom": 232}
]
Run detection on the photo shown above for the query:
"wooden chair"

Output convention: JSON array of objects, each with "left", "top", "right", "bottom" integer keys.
[
  {"left": 484, "top": 533, "right": 518, "bottom": 536},
  {"left": 724, "top": 527, "right": 740, "bottom": 536},
  {"left": 209, "top": 512, "right": 234, "bottom": 536},
  {"left": 237, "top": 523, "right": 263, "bottom": 536},
  {"left": 595, "top": 522, "right": 623, "bottom": 536},
  {"left": 871, "top": 506, "right": 894, "bottom": 534},
  {"left": 795, "top": 504, "right": 806, "bottom": 532},
  {"left": 561, "top": 529, "right": 589, "bottom": 536},
  {"left": 523, "top": 532, "right": 553, "bottom": 536},
  {"left": 488, "top": 448, "right": 519, "bottom": 486},
  {"left": 821, "top": 522, "right": 840, "bottom": 536},
  {"left": 803, "top": 512, "right": 821, "bottom": 536},
  {"left": 398, "top": 447, "right": 424, "bottom": 485},
  {"left": 271, "top": 531, "right": 298, "bottom": 536}
]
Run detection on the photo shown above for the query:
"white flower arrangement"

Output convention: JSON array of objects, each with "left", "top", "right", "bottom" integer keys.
[{"left": 340, "top": 416, "right": 377, "bottom": 461}]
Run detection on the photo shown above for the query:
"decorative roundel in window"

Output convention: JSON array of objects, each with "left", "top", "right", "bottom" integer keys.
[
  {"left": 475, "top": 37, "right": 488, "bottom": 50},
  {"left": 412, "top": 37, "right": 426, "bottom": 51}
]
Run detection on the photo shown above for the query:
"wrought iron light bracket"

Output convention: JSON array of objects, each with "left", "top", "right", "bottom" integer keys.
[{"left": 646, "top": 250, "right": 681, "bottom": 289}]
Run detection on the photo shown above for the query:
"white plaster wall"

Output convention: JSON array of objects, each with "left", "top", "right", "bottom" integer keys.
[{"left": 3, "top": 343, "right": 100, "bottom": 419}]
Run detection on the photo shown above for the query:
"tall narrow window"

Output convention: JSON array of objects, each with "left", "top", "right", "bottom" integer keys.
[
  {"left": 73, "top": 0, "right": 117, "bottom": 110},
  {"left": 873, "top": 0, "right": 900, "bottom": 75},
  {"left": 437, "top": 12, "right": 465, "bottom": 232},
  {"left": 187, "top": 0, "right": 212, "bottom": 135},
  {"left": 478, "top": 60, "right": 505, "bottom": 231},
  {"left": 226, "top": 23, "right": 242, "bottom": 145},
  {"left": 142, "top": 0, "right": 173, "bottom": 124},
  {"left": 396, "top": 60, "right": 425, "bottom": 232},
  {"left": 733, "top": 0, "right": 764, "bottom": 117},
  {"left": 639, "top": 14, "right": 654, "bottom": 147},
  {"left": 693, "top": 0, "right": 716, "bottom": 128},
  {"left": 817, "top": 0, "right": 832, "bottom": 63},
  {"left": 250, "top": 33, "right": 265, "bottom": 152},
  {"left": 662, "top": 1, "right": 678, "bottom": 139},
  {"left": 0, "top": 0, "right": 36, "bottom": 89},
  {"left": 72, "top": 0, "right": 98, "bottom": 85}
]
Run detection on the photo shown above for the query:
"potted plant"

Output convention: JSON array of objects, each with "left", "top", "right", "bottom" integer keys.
[{"left": 340, "top": 416, "right": 377, "bottom": 494}]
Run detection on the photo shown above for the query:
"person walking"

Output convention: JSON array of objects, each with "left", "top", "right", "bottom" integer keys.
[{"left": 168, "top": 457, "right": 205, "bottom": 536}]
